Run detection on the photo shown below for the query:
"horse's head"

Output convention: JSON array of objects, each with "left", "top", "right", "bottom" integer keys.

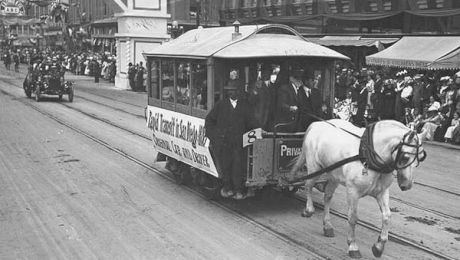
[{"left": 393, "top": 129, "right": 427, "bottom": 191}]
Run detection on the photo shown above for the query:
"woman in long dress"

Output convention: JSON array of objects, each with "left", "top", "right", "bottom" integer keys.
[
  {"left": 444, "top": 112, "right": 460, "bottom": 142},
  {"left": 421, "top": 109, "right": 443, "bottom": 141}
]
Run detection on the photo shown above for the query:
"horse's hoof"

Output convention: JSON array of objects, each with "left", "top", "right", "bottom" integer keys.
[
  {"left": 323, "top": 227, "right": 335, "bottom": 237},
  {"left": 301, "top": 210, "right": 314, "bottom": 218},
  {"left": 348, "top": 250, "right": 362, "bottom": 259},
  {"left": 372, "top": 243, "right": 384, "bottom": 258}
]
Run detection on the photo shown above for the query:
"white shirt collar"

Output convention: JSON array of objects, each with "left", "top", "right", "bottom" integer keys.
[{"left": 230, "top": 98, "right": 238, "bottom": 108}]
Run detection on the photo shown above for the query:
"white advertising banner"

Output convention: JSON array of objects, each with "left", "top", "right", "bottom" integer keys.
[{"left": 146, "top": 106, "right": 218, "bottom": 177}]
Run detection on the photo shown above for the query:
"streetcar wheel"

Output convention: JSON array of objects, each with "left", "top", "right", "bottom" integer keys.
[
  {"left": 174, "top": 164, "right": 190, "bottom": 185},
  {"left": 35, "top": 86, "right": 41, "bottom": 102},
  {"left": 25, "top": 88, "right": 32, "bottom": 98},
  {"left": 201, "top": 176, "right": 221, "bottom": 200},
  {"left": 68, "top": 87, "right": 74, "bottom": 102}
]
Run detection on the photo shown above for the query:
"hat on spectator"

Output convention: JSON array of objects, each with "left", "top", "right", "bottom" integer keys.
[
  {"left": 440, "top": 76, "right": 451, "bottom": 81},
  {"left": 404, "top": 76, "right": 413, "bottom": 83},
  {"left": 414, "top": 74, "right": 423, "bottom": 80}
]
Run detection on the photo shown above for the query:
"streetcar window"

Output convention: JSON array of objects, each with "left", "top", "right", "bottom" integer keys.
[
  {"left": 191, "top": 62, "right": 207, "bottom": 110},
  {"left": 149, "top": 59, "right": 160, "bottom": 99},
  {"left": 161, "top": 59, "right": 174, "bottom": 103},
  {"left": 176, "top": 61, "right": 190, "bottom": 106}
]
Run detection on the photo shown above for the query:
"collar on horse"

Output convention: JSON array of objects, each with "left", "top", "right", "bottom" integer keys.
[{"left": 359, "top": 123, "right": 394, "bottom": 173}]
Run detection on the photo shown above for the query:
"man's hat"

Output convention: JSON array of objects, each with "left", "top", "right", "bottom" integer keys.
[
  {"left": 261, "top": 65, "right": 272, "bottom": 78},
  {"left": 414, "top": 74, "right": 423, "bottom": 80}
]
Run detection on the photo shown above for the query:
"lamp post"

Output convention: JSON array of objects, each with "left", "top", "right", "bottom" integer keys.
[{"left": 169, "top": 20, "right": 184, "bottom": 39}]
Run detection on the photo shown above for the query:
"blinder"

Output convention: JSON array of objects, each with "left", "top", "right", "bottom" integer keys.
[
  {"left": 360, "top": 124, "right": 426, "bottom": 173},
  {"left": 392, "top": 130, "right": 426, "bottom": 170}
]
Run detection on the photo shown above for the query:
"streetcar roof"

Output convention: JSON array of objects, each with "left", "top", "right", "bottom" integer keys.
[{"left": 143, "top": 24, "right": 349, "bottom": 60}]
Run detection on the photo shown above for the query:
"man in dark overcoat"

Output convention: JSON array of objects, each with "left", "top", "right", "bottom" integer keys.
[
  {"left": 274, "top": 67, "right": 303, "bottom": 132},
  {"left": 297, "top": 73, "right": 322, "bottom": 132},
  {"left": 205, "top": 82, "right": 256, "bottom": 199},
  {"left": 248, "top": 66, "right": 272, "bottom": 130}
]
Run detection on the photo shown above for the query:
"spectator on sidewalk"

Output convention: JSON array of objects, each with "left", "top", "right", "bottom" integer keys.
[
  {"left": 444, "top": 111, "right": 460, "bottom": 143},
  {"left": 92, "top": 59, "right": 100, "bottom": 83},
  {"left": 128, "top": 62, "right": 136, "bottom": 91},
  {"left": 13, "top": 51, "right": 20, "bottom": 72},
  {"left": 135, "top": 62, "right": 145, "bottom": 92}
]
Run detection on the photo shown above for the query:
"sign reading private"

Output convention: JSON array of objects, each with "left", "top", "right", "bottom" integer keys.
[{"left": 146, "top": 106, "right": 218, "bottom": 177}]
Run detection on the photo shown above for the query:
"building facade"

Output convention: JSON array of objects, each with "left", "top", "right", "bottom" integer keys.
[{"left": 219, "top": 0, "right": 460, "bottom": 35}]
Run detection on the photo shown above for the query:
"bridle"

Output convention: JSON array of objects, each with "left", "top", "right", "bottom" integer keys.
[{"left": 390, "top": 130, "right": 427, "bottom": 170}]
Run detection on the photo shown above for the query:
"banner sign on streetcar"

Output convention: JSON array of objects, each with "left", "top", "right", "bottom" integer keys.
[{"left": 146, "top": 106, "right": 219, "bottom": 177}]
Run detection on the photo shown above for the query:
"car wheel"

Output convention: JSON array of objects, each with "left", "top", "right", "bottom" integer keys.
[
  {"left": 35, "top": 86, "right": 41, "bottom": 102},
  {"left": 68, "top": 87, "right": 74, "bottom": 102},
  {"left": 24, "top": 87, "right": 32, "bottom": 98}
]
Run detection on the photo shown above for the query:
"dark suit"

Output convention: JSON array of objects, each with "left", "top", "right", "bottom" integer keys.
[
  {"left": 297, "top": 87, "right": 322, "bottom": 132},
  {"left": 205, "top": 98, "right": 256, "bottom": 192},
  {"left": 275, "top": 82, "right": 299, "bottom": 132},
  {"left": 248, "top": 80, "right": 272, "bottom": 130}
]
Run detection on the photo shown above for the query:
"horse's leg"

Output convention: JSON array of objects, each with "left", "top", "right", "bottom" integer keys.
[
  {"left": 372, "top": 189, "right": 391, "bottom": 258},
  {"left": 301, "top": 179, "right": 315, "bottom": 217},
  {"left": 347, "top": 190, "right": 362, "bottom": 259},
  {"left": 323, "top": 181, "right": 338, "bottom": 237}
]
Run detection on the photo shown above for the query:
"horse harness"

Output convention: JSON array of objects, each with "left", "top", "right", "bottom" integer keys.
[{"left": 289, "top": 121, "right": 426, "bottom": 183}]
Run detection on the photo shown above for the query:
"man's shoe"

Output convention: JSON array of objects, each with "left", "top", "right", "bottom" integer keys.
[
  {"left": 233, "top": 192, "right": 245, "bottom": 200},
  {"left": 220, "top": 188, "right": 234, "bottom": 198},
  {"left": 246, "top": 188, "right": 256, "bottom": 198}
]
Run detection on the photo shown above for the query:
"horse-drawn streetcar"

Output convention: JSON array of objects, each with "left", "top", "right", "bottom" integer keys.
[
  {"left": 144, "top": 24, "right": 348, "bottom": 196},
  {"left": 144, "top": 24, "right": 428, "bottom": 258}
]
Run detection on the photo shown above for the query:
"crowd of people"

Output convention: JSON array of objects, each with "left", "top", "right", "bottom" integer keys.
[
  {"left": 334, "top": 66, "right": 460, "bottom": 144},
  {"left": 1, "top": 47, "right": 121, "bottom": 86}
]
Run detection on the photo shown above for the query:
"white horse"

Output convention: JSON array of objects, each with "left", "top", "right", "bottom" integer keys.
[{"left": 290, "top": 119, "right": 426, "bottom": 258}]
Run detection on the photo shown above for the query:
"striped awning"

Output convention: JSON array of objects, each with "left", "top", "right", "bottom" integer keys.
[{"left": 366, "top": 36, "right": 460, "bottom": 70}]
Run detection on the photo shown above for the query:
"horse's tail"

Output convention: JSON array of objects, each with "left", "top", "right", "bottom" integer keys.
[
  {"left": 289, "top": 126, "right": 312, "bottom": 177},
  {"left": 290, "top": 146, "right": 307, "bottom": 177}
]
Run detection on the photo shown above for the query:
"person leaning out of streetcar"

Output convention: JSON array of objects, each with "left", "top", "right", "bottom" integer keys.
[{"left": 205, "top": 78, "right": 257, "bottom": 200}]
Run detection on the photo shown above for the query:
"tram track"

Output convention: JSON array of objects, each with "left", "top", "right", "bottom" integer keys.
[
  {"left": 0, "top": 88, "right": 329, "bottom": 260},
  {"left": 0, "top": 85, "right": 457, "bottom": 260}
]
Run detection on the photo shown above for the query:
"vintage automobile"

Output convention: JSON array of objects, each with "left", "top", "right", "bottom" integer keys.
[{"left": 23, "top": 62, "right": 74, "bottom": 102}]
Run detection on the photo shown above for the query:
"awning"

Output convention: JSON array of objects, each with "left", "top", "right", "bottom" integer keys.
[
  {"left": 366, "top": 36, "right": 460, "bottom": 70},
  {"left": 0, "top": 18, "right": 42, "bottom": 26},
  {"left": 308, "top": 36, "right": 399, "bottom": 47},
  {"left": 91, "top": 17, "right": 117, "bottom": 26},
  {"left": 144, "top": 24, "right": 349, "bottom": 60},
  {"left": 44, "top": 31, "right": 62, "bottom": 36}
]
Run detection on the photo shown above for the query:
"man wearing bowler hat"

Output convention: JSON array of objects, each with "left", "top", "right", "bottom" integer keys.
[{"left": 205, "top": 78, "right": 256, "bottom": 199}]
